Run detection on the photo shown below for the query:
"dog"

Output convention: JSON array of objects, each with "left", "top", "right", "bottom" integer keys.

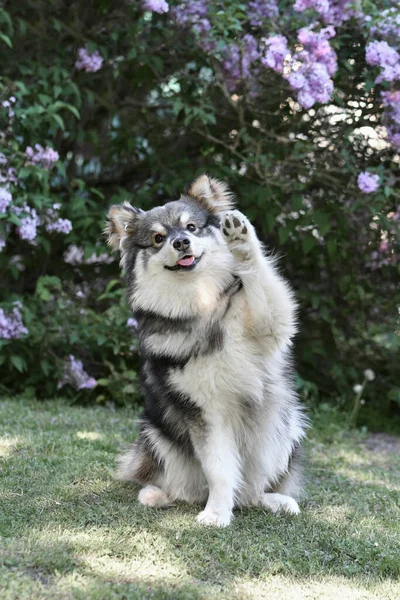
[{"left": 106, "top": 174, "right": 307, "bottom": 527}]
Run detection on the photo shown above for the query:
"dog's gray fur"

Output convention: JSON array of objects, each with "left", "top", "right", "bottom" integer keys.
[{"left": 106, "top": 174, "right": 308, "bottom": 526}]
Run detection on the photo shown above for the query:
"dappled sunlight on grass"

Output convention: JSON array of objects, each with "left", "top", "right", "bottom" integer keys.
[
  {"left": 0, "top": 435, "right": 25, "bottom": 459},
  {"left": 76, "top": 431, "right": 105, "bottom": 441},
  {"left": 1, "top": 398, "right": 399, "bottom": 600}
]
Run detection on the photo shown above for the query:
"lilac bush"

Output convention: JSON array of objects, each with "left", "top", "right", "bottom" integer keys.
[{"left": 0, "top": 1, "right": 398, "bottom": 417}]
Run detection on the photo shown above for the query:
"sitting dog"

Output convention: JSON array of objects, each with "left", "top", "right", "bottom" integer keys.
[{"left": 106, "top": 174, "right": 307, "bottom": 527}]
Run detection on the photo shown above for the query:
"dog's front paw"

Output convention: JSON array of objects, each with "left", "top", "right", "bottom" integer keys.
[
  {"left": 196, "top": 508, "right": 232, "bottom": 527},
  {"left": 221, "top": 210, "right": 255, "bottom": 262},
  {"left": 222, "top": 210, "right": 250, "bottom": 243}
]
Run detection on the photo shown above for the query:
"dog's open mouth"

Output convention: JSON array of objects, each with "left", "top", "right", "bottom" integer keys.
[{"left": 164, "top": 253, "right": 203, "bottom": 272}]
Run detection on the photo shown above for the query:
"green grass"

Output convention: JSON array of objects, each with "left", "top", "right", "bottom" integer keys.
[{"left": 0, "top": 398, "right": 399, "bottom": 600}]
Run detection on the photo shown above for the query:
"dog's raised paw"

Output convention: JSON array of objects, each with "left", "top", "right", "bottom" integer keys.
[
  {"left": 196, "top": 508, "right": 232, "bottom": 527},
  {"left": 221, "top": 210, "right": 250, "bottom": 243}
]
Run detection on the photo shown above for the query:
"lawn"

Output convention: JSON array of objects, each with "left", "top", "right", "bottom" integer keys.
[{"left": 0, "top": 398, "right": 399, "bottom": 600}]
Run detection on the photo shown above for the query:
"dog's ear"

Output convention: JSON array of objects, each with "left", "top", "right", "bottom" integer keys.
[
  {"left": 105, "top": 202, "right": 144, "bottom": 252},
  {"left": 187, "top": 174, "right": 235, "bottom": 214}
]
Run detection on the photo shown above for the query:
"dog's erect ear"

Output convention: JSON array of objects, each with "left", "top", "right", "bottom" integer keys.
[
  {"left": 105, "top": 202, "right": 144, "bottom": 252},
  {"left": 187, "top": 174, "right": 235, "bottom": 214}
]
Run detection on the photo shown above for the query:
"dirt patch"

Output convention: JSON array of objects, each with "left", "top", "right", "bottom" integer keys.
[{"left": 363, "top": 433, "right": 400, "bottom": 454}]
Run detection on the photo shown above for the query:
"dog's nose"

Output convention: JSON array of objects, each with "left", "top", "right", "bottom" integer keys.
[{"left": 173, "top": 237, "right": 191, "bottom": 251}]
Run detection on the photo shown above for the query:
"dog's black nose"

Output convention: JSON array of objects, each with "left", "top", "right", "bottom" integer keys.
[{"left": 173, "top": 237, "right": 191, "bottom": 251}]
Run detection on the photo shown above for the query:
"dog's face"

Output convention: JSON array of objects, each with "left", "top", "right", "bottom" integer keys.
[{"left": 106, "top": 175, "right": 237, "bottom": 316}]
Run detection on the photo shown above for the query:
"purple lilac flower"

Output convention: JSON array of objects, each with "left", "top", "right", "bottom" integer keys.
[
  {"left": 0, "top": 187, "right": 12, "bottom": 213},
  {"left": 46, "top": 218, "right": 73, "bottom": 235},
  {"left": 357, "top": 172, "right": 380, "bottom": 193},
  {"left": 0, "top": 236, "right": 5, "bottom": 252},
  {"left": 366, "top": 40, "right": 400, "bottom": 83},
  {"left": 222, "top": 34, "right": 260, "bottom": 91},
  {"left": 75, "top": 47, "right": 103, "bottom": 73},
  {"left": 247, "top": 0, "right": 279, "bottom": 27},
  {"left": 171, "top": 2, "right": 213, "bottom": 52},
  {"left": 290, "top": 26, "right": 337, "bottom": 108},
  {"left": 381, "top": 90, "right": 400, "bottom": 151},
  {"left": 371, "top": 9, "right": 400, "bottom": 48},
  {"left": 13, "top": 204, "right": 41, "bottom": 242},
  {"left": 143, "top": 0, "right": 169, "bottom": 13},
  {"left": 260, "top": 26, "right": 337, "bottom": 109},
  {"left": 64, "top": 244, "right": 114, "bottom": 265},
  {"left": 127, "top": 317, "right": 138, "bottom": 328},
  {"left": 261, "top": 35, "right": 289, "bottom": 73},
  {"left": 25, "top": 144, "right": 59, "bottom": 169},
  {"left": 294, "top": 0, "right": 356, "bottom": 26},
  {"left": 0, "top": 153, "right": 7, "bottom": 165},
  {"left": 0, "top": 303, "right": 28, "bottom": 339},
  {"left": 172, "top": 1, "right": 210, "bottom": 36},
  {"left": 58, "top": 355, "right": 97, "bottom": 391}
]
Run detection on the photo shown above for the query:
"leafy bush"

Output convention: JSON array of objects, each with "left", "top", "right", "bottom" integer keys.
[{"left": 0, "top": 1, "right": 399, "bottom": 420}]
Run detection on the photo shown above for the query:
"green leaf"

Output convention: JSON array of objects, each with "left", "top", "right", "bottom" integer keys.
[
  {"left": 0, "top": 32, "right": 12, "bottom": 48},
  {"left": 52, "top": 113, "right": 65, "bottom": 130},
  {"left": 10, "top": 355, "right": 26, "bottom": 372},
  {"left": 302, "top": 235, "right": 317, "bottom": 255}
]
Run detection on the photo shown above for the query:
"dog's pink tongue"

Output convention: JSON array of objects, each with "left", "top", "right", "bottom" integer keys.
[{"left": 177, "top": 255, "right": 195, "bottom": 267}]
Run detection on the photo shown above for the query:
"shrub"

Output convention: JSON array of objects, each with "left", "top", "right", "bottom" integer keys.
[{"left": 0, "top": 1, "right": 399, "bottom": 419}]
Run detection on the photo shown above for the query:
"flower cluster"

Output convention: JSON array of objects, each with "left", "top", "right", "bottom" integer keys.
[
  {"left": 25, "top": 144, "right": 59, "bottom": 169},
  {"left": 46, "top": 218, "right": 73, "bottom": 235},
  {"left": 366, "top": 10, "right": 400, "bottom": 151},
  {"left": 172, "top": 1, "right": 210, "bottom": 38},
  {"left": 0, "top": 187, "right": 12, "bottom": 213},
  {"left": 371, "top": 8, "right": 400, "bottom": 47},
  {"left": 143, "top": 0, "right": 169, "bottom": 13},
  {"left": 357, "top": 171, "right": 380, "bottom": 194},
  {"left": 261, "top": 26, "right": 337, "bottom": 108},
  {"left": 127, "top": 317, "right": 138, "bottom": 328},
  {"left": 294, "top": 0, "right": 356, "bottom": 26},
  {"left": 13, "top": 204, "right": 41, "bottom": 242},
  {"left": 261, "top": 35, "right": 288, "bottom": 73},
  {"left": 45, "top": 203, "right": 72, "bottom": 235},
  {"left": 64, "top": 244, "right": 114, "bottom": 265},
  {"left": 366, "top": 41, "right": 400, "bottom": 83},
  {"left": 248, "top": 0, "right": 278, "bottom": 27},
  {"left": 58, "top": 355, "right": 97, "bottom": 390},
  {"left": 75, "top": 47, "right": 103, "bottom": 73},
  {"left": 381, "top": 90, "right": 400, "bottom": 150},
  {"left": 0, "top": 303, "right": 28, "bottom": 339},
  {"left": 222, "top": 34, "right": 260, "bottom": 92},
  {"left": 1, "top": 95, "right": 16, "bottom": 124}
]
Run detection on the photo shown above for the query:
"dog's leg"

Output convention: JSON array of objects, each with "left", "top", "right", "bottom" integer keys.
[
  {"left": 192, "top": 423, "right": 240, "bottom": 527},
  {"left": 138, "top": 484, "right": 172, "bottom": 508},
  {"left": 221, "top": 211, "right": 297, "bottom": 351}
]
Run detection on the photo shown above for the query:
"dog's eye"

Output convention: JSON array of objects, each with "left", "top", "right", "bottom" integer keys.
[
  {"left": 187, "top": 223, "right": 196, "bottom": 232},
  {"left": 153, "top": 233, "right": 165, "bottom": 245}
]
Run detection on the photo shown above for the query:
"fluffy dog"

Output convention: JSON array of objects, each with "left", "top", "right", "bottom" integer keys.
[{"left": 106, "top": 174, "right": 307, "bottom": 527}]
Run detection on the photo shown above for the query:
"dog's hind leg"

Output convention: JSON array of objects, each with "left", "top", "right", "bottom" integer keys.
[
  {"left": 138, "top": 485, "right": 172, "bottom": 508},
  {"left": 259, "top": 492, "right": 300, "bottom": 515}
]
